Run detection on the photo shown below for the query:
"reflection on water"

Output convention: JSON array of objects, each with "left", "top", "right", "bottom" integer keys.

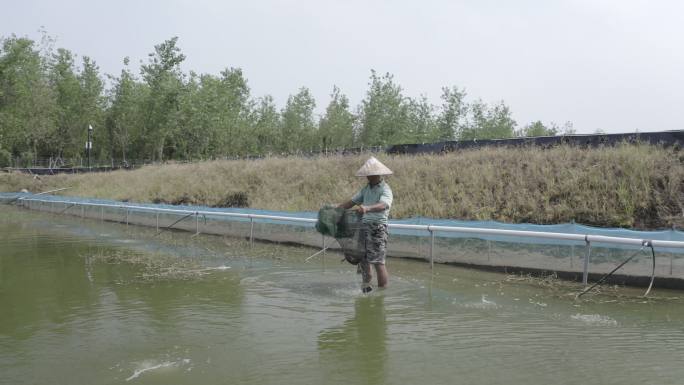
[
  {"left": 319, "top": 295, "right": 387, "bottom": 385},
  {"left": 4, "top": 205, "right": 684, "bottom": 385}
]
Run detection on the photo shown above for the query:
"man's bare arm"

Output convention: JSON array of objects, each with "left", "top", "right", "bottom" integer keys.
[
  {"left": 357, "top": 202, "right": 387, "bottom": 214},
  {"left": 338, "top": 200, "right": 356, "bottom": 209}
]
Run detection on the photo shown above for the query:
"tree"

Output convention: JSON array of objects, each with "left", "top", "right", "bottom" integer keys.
[
  {"left": 358, "top": 70, "right": 410, "bottom": 146},
  {"left": 280, "top": 87, "right": 316, "bottom": 153},
  {"left": 106, "top": 57, "right": 146, "bottom": 163},
  {"left": 140, "top": 37, "right": 186, "bottom": 161},
  {"left": 460, "top": 100, "right": 516, "bottom": 140},
  {"left": 78, "top": 56, "right": 105, "bottom": 160},
  {"left": 516, "top": 120, "right": 558, "bottom": 137},
  {"left": 249, "top": 95, "right": 280, "bottom": 155},
  {"left": 560, "top": 121, "right": 576, "bottom": 135},
  {"left": 406, "top": 95, "right": 437, "bottom": 144},
  {"left": 215, "top": 67, "right": 251, "bottom": 155},
  {"left": 436, "top": 86, "right": 467, "bottom": 140},
  {"left": 0, "top": 36, "right": 56, "bottom": 160},
  {"left": 178, "top": 68, "right": 252, "bottom": 158},
  {"left": 50, "top": 48, "right": 82, "bottom": 158},
  {"left": 318, "top": 86, "right": 354, "bottom": 151}
]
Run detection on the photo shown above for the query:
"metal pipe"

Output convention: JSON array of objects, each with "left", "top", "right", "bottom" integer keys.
[{"left": 15, "top": 197, "right": 684, "bottom": 250}]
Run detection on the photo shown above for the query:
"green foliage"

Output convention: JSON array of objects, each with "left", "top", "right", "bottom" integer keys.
[
  {"left": 140, "top": 37, "right": 186, "bottom": 161},
  {"left": 281, "top": 87, "right": 316, "bottom": 152},
  {"left": 406, "top": 95, "right": 437, "bottom": 143},
  {"left": 436, "top": 86, "right": 467, "bottom": 140},
  {"left": 106, "top": 57, "right": 145, "bottom": 162},
  {"left": 250, "top": 95, "right": 280, "bottom": 155},
  {"left": 516, "top": 121, "right": 558, "bottom": 137},
  {"left": 0, "top": 32, "right": 575, "bottom": 163},
  {"left": 0, "top": 147, "right": 10, "bottom": 167},
  {"left": 0, "top": 36, "right": 56, "bottom": 157},
  {"left": 50, "top": 48, "right": 81, "bottom": 157},
  {"left": 461, "top": 100, "right": 517, "bottom": 140},
  {"left": 318, "top": 86, "right": 354, "bottom": 150},
  {"left": 358, "top": 70, "right": 410, "bottom": 146}
]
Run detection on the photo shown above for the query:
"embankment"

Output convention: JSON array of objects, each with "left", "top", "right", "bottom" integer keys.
[{"left": 2, "top": 144, "right": 682, "bottom": 229}]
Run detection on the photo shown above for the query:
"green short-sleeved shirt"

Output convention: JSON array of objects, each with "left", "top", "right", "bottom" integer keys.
[{"left": 351, "top": 180, "right": 393, "bottom": 224}]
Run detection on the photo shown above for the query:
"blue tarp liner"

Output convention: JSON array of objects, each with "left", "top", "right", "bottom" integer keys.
[{"left": 2, "top": 192, "right": 683, "bottom": 253}]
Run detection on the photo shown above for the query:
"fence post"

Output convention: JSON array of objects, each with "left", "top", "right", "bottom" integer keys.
[
  {"left": 101, "top": 206, "right": 104, "bottom": 221},
  {"left": 429, "top": 227, "right": 435, "bottom": 270},
  {"left": 570, "top": 244, "right": 575, "bottom": 268},
  {"left": 582, "top": 239, "right": 592, "bottom": 285},
  {"left": 156, "top": 212, "right": 159, "bottom": 232},
  {"left": 126, "top": 209, "right": 129, "bottom": 226},
  {"left": 195, "top": 212, "right": 200, "bottom": 235},
  {"left": 249, "top": 217, "right": 254, "bottom": 248},
  {"left": 81, "top": 205, "right": 85, "bottom": 219}
]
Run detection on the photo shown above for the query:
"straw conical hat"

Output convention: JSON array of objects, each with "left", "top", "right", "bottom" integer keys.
[{"left": 355, "top": 156, "right": 393, "bottom": 177}]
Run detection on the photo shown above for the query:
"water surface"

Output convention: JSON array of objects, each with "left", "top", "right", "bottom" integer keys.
[{"left": 2, "top": 206, "right": 684, "bottom": 385}]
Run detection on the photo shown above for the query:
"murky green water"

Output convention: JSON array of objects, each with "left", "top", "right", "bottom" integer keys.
[{"left": 2, "top": 205, "right": 684, "bottom": 385}]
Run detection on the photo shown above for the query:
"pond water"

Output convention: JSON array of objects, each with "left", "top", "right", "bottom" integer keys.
[{"left": 2, "top": 205, "right": 684, "bottom": 385}]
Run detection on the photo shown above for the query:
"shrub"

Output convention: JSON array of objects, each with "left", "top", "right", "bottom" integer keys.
[{"left": 0, "top": 148, "right": 11, "bottom": 168}]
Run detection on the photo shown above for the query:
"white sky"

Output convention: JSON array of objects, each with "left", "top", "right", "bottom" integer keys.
[{"left": 3, "top": 0, "right": 684, "bottom": 133}]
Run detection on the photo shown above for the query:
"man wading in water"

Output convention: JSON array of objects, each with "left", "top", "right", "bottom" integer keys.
[{"left": 338, "top": 157, "right": 393, "bottom": 293}]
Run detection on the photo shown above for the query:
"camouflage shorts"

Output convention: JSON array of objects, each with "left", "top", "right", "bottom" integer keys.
[{"left": 358, "top": 222, "right": 388, "bottom": 265}]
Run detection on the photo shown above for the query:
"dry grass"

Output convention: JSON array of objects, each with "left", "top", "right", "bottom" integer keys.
[{"left": 2, "top": 143, "right": 682, "bottom": 229}]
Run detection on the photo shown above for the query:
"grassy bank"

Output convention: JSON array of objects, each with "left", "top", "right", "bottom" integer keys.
[{"left": 1, "top": 144, "right": 682, "bottom": 229}]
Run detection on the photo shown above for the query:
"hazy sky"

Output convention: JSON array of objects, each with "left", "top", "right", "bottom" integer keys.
[{"left": 3, "top": 0, "right": 683, "bottom": 134}]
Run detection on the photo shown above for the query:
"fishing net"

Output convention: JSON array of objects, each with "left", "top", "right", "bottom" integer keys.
[{"left": 315, "top": 204, "right": 364, "bottom": 265}]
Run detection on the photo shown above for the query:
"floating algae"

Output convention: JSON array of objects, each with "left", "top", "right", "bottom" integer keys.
[{"left": 85, "top": 248, "right": 210, "bottom": 281}]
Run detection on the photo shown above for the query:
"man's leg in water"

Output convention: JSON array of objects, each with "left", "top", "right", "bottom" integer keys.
[
  {"left": 361, "top": 260, "right": 373, "bottom": 292},
  {"left": 364, "top": 223, "right": 389, "bottom": 291},
  {"left": 374, "top": 263, "right": 388, "bottom": 288},
  {"left": 360, "top": 224, "right": 389, "bottom": 293}
]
